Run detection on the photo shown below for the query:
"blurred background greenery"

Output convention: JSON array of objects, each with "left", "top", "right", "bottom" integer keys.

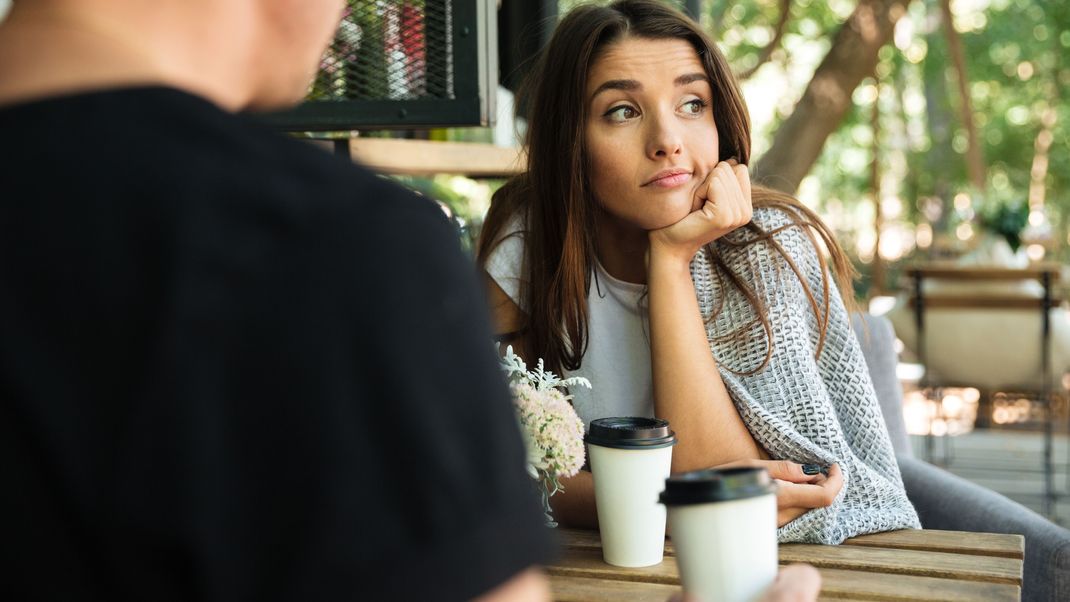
[
  {"left": 406, "top": 0, "right": 1069, "bottom": 301},
  {"left": 735, "top": 0, "right": 1070, "bottom": 298}
]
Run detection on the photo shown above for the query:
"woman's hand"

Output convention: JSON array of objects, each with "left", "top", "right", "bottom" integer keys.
[
  {"left": 768, "top": 461, "right": 842, "bottom": 527},
  {"left": 715, "top": 460, "right": 843, "bottom": 527},
  {"left": 648, "top": 159, "right": 752, "bottom": 264}
]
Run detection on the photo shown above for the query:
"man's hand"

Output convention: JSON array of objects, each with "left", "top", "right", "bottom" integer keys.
[
  {"left": 667, "top": 563, "right": 822, "bottom": 602},
  {"left": 761, "top": 564, "right": 822, "bottom": 602}
]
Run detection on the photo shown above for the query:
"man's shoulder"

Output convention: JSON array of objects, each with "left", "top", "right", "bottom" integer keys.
[
  {"left": 138, "top": 87, "right": 449, "bottom": 233},
  {"left": 225, "top": 123, "right": 449, "bottom": 233},
  {"left": 2, "top": 85, "right": 453, "bottom": 251}
]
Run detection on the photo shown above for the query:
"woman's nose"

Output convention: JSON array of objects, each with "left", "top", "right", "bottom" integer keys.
[{"left": 645, "top": 112, "right": 683, "bottom": 159}]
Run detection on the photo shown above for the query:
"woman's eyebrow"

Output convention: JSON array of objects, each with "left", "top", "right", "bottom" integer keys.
[
  {"left": 590, "top": 72, "right": 709, "bottom": 101},
  {"left": 590, "top": 79, "right": 641, "bottom": 101},
  {"left": 675, "top": 72, "right": 709, "bottom": 86}
]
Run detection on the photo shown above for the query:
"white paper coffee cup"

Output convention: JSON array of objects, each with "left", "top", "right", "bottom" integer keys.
[
  {"left": 585, "top": 417, "right": 676, "bottom": 568},
  {"left": 660, "top": 467, "right": 778, "bottom": 602}
]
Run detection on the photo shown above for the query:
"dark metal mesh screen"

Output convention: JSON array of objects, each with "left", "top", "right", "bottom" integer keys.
[{"left": 308, "top": 0, "right": 454, "bottom": 102}]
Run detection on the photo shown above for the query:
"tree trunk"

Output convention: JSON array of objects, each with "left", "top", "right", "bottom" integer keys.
[
  {"left": 940, "top": 0, "right": 985, "bottom": 193},
  {"left": 1027, "top": 14, "right": 1063, "bottom": 214},
  {"left": 922, "top": 0, "right": 954, "bottom": 239},
  {"left": 871, "top": 84, "right": 885, "bottom": 295},
  {"left": 753, "top": 0, "right": 913, "bottom": 193},
  {"left": 1028, "top": 105, "right": 1057, "bottom": 211},
  {"left": 738, "top": 0, "right": 793, "bottom": 81}
]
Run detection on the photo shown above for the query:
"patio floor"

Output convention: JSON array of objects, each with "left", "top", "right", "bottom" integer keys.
[{"left": 908, "top": 430, "right": 1070, "bottom": 526}]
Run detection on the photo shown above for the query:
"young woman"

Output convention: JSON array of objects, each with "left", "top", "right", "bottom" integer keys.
[{"left": 478, "top": 0, "right": 919, "bottom": 544}]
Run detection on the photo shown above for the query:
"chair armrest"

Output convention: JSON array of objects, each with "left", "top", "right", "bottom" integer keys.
[{"left": 898, "top": 456, "right": 1070, "bottom": 602}]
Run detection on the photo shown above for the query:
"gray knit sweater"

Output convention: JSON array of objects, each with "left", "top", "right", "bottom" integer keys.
[{"left": 692, "top": 207, "right": 921, "bottom": 544}]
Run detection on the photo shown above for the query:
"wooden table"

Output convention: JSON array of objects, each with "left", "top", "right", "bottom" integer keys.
[{"left": 548, "top": 528, "right": 1024, "bottom": 601}]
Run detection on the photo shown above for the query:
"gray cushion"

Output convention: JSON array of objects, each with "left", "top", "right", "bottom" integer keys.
[
  {"left": 899, "top": 455, "right": 1070, "bottom": 602},
  {"left": 851, "top": 313, "right": 912, "bottom": 457}
]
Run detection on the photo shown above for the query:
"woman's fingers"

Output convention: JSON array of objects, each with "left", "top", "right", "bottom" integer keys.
[
  {"left": 721, "top": 162, "right": 749, "bottom": 225},
  {"left": 775, "top": 465, "right": 843, "bottom": 511},
  {"left": 713, "top": 459, "right": 820, "bottom": 483},
  {"left": 702, "top": 172, "right": 734, "bottom": 228},
  {"left": 761, "top": 460, "right": 825, "bottom": 484},
  {"left": 709, "top": 176, "right": 727, "bottom": 219},
  {"left": 711, "top": 460, "right": 842, "bottom": 528},
  {"left": 726, "top": 158, "right": 752, "bottom": 204},
  {"left": 822, "top": 463, "right": 843, "bottom": 493},
  {"left": 735, "top": 164, "right": 752, "bottom": 223},
  {"left": 696, "top": 160, "right": 750, "bottom": 229},
  {"left": 715, "top": 458, "right": 840, "bottom": 484},
  {"left": 776, "top": 482, "right": 835, "bottom": 511}
]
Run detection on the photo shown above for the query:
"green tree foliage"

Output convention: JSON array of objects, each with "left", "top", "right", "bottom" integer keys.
[
  {"left": 687, "top": 0, "right": 1069, "bottom": 294},
  {"left": 778, "top": 0, "right": 1065, "bottom": 255},
  {"left": 449, "top": 0, "right": 1069, "bottom": 290}
]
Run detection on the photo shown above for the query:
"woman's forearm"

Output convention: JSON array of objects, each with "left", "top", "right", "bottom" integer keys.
[{"left": 647, "top": 246, "right": 762, "bottom": 472}]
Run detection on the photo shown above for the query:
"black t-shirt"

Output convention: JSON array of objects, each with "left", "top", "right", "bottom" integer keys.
[{"left": 0, "top": 87, "right": 556, "bottom": 601}]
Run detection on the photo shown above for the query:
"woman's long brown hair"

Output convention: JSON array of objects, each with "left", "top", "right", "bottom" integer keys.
[{"left": 477, "top": 0, "right": 856, "bottom": 376}]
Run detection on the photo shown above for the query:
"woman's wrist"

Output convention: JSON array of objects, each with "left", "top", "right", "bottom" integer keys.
[{"left": 647, "top": 232, "right": 699, "bottom": 272}]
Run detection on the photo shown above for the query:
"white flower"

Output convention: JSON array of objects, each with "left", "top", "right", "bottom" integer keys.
[
  {"left": 500, "top": 345, "right": 589, "bottom": 482},
  {"left": 511, "top": 381, "right": 586, "bottom": 479}
]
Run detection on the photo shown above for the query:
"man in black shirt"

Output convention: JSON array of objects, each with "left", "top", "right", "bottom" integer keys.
[
  {"left": 0, "top": 2, "right": 822, "bottom": 601},
  {"left": 0, "top": 1, "right": 554, "bottom": 600}
]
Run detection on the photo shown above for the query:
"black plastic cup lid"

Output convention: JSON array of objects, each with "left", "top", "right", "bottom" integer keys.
[
  {"left": 584, "top": 417, "right": 676, "bottom": 449},
  {"left": 659, "top": 466, "right": 776, "bottom": 505}
]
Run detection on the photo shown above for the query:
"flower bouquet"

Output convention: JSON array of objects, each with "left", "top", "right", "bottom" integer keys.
[{"left": 500, "top": 346, "right": 589, "bottom": 527}]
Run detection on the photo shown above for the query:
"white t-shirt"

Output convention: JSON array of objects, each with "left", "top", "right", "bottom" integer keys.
[{"left": 484, "top": 223, "right": 654, "bottom": 426}]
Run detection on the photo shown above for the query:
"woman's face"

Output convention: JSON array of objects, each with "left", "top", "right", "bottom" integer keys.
[{"left": 584, "top": 36, "right": 720, "bottom": 231}]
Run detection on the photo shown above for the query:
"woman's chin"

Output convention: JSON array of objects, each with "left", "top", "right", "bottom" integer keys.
[
  {"left": 661, "top": 204, "right": 698, "bottom": 229},
  {"left": 643, "top": 212, "right": 692, "bottom": 232}
]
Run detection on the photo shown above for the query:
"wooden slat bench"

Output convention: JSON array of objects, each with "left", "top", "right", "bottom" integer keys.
[{"left": 548, "top": 527, "right": 1024, "bottom": 601}]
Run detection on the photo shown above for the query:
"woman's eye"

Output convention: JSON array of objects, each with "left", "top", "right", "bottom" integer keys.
[
  {"left": 605, "top": 105, "right": 639, "bottom": 122},
  {"left": 681, "top": 99, "right": 708, "bottom": 115}
]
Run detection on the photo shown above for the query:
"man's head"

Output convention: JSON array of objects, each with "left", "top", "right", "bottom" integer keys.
[
  {"left": 246, "top": 0, "right": 345, "bottom": 109},
  {"left": 0, "top": 0, "right": 345, "bottom": 111}
]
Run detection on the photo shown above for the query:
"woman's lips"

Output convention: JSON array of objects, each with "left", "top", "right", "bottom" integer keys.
[{"left": 645, "top": 172, "right": 692, "bottom": 188}]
